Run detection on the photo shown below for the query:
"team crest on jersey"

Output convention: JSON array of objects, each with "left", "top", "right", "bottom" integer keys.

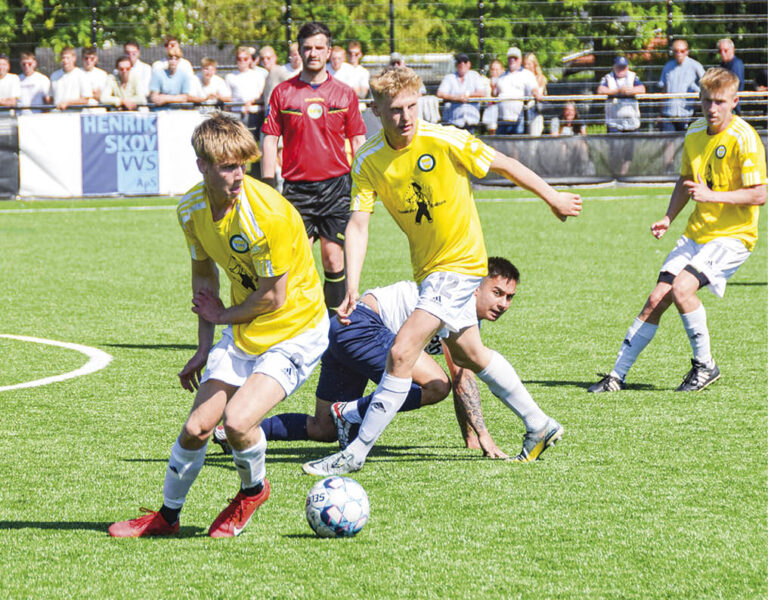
[
  {"left": 417, "top": 154, "right": 436, "bottom": 172},
  {"left": 229, "top": 234, "right": 249, "bottom": 253},
  {"left": 307, "top": 103, "right": 323, "bottom": 119},
  {"left": 398, "top": 181, "right": 446, "bottom": 225},
  {"left": 715, "top": 145, "right": 726, "bottom": 159}
]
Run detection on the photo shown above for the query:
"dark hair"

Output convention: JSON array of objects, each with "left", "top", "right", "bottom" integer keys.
[
  {"left": 0, "top": 53, "right": 9, "bottom": 62},
  {"left": 82, "top": 46, "right": 98, "bottom": 58},
  {"left": 124, "top": 41, "right": 140, "bottom": 50},
  {"left": 488, "top": 256, "right": 520, "bottom": 283},
  {"left": 115, "top": 55, "right": 132, "bottom": 68},
  {"left": 297, "top": 22, "right": 332, "bottom": 48}
]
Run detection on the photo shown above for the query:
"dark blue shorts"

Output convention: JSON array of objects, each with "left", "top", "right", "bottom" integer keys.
[{"left": 315, "top": 303, "right": 393, "bottom": 403}]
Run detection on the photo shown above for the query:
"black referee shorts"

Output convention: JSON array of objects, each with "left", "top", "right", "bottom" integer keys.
[{"left": 282, "top": 174, "right": 351, "bottom": 245}]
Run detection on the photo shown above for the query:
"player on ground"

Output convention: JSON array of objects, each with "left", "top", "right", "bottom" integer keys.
[
  {"left": 109, "top": 114, "right": 328, "bottom": 538},
  {"left": 262, "top": 22, "right": 367, "bottom": 314},
  {"left": 302, "top": 67, "right": 582, "bottom": 475},
  {"left": 213, "top": 257, "right": 521, "bottom": 459},
  {"left": 589, "top": 68, "right": 765, "bottom": 393}
]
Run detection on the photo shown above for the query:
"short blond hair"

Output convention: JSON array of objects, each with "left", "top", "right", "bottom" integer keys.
[
  {"left": 369, "top": 67, "right": 423, "bottom": 103},
  {"left": 700, "top": 67, "right": 739, "bottom": 96},
  {"left": 192, "top": 113, "right": 261, "bottom": 165}
]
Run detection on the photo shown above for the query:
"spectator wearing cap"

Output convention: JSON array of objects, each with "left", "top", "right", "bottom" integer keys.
[
  {"left": 436, "top": 53, "right": 486, "bottom": 132},
  {"left": 717, "top": 38, "right": 744, "bottom": 92},
  {"left": 596, "top": 56, "right": 645, "bottom": 133},
  {"left": 658, "top": 39, "right": 704, "bottom": 132},
  {"left": 494, "top": 46, "right": 542, "bottom": 135},
  {"left": 0, "top": 53, "right": 20, "bottom": 108},
  {"left": 389, "top": 52, "right": 405, "bottom": 67}
]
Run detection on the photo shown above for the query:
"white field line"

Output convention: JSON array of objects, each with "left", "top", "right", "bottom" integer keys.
[
  {"left": 0, "top": 334, "right": 113, "bottom": 392},
  {"left": 0, "top": 194, "right": 670, "bottom": 213}
]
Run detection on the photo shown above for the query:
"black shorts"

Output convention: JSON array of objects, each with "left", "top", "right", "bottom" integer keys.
[{"left": 282, "top": 175, "right": 351, "bottom": 245}]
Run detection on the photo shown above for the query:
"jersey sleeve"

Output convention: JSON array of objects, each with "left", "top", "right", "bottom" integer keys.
[
  {"left": 177, "top": 208, "right": 209, "bottom": 262},
  {"left": 451, "top": 129, "right": 496, "bottom": 178},
  {"left": 350, "top": 160, "right": 376, "bottom": 213},
  {"left": 740, "top": 130, "right": 768, "bottom": 187},
  {"left": 680, "top": 136, "right": 693, "bottom": 178},
  {"left": 344, "top": 88, "right": 367, "bottom": 138}
]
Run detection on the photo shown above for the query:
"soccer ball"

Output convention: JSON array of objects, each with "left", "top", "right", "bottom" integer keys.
[{"left": 305, "top": 476, "right": 370, "bottom": 538}]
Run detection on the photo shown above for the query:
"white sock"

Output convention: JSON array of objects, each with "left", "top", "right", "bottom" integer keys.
[
  {"left": 680, "top": 305, "right": 713, "bottom": 367},
  {"left": 611, "top": 318, "right": 658, "bottom": 380},
  {"left": 476, "top": 351, "right": 547, "bottom": 432},
  {"left": 231, "top": 430, "right": 267, "bottom": 490},
  {"left": 341, "top": 400, "right": 362, "bottom": 425},
  {"left": 163, "top": 438, "right": 207, "bottom": 510},
  {"left": 346, "top": 373, "right": 412, "bottom": 462}
]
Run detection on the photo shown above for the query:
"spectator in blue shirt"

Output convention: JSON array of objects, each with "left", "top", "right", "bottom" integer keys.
[
  {"left": 658, "top": 39, "right": 705, "bottom": 131},
  {"left": 149, "top": 47, "right": 193, "bottom": 109},
  {"left": 717, "top": 39, "right": 744, "bottom": 91},
  {"left": 436, "top": 53, "right": 486, "bottom": 133}
]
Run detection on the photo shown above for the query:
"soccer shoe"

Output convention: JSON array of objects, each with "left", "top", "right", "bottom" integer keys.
[
  {"left": 212, "top": 424, "right": 232, "bottom": 455},
  {"left": 512, "top": 418, "right": 564, "bottom": 463},
  {"left": 676, "top": 359, "right": 721, "bottom": 392},
  {"left": 208, "top": 479, "right": 271, "bottom": 538},
  {"left": 108, "top": 508, "right": 179, "bottom": 538},
  {"left": 587, "top": 373, "right": 625, "bottom": 393},
  {"left": 330, "top": 402, "right": 356, "bottom": 450},
  {"left": 302, "top": 450, "right": 364, "bottom": 476}
]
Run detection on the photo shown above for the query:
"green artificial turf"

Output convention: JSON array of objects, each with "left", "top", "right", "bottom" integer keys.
[{"left": 0, "top": 187, "right": 765, "bottom": 599}]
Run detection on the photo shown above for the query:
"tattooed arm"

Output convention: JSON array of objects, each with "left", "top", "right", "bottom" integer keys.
[{"left": 443, "top": 341, "right": 508, "bottom": 459}]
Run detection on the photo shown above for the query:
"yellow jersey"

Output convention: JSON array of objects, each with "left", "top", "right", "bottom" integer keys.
[
  {"left": 681, "top": 116, "right": 766, "bottom": 251},
  {"left": 351, "top": 120, "right": 496, "bottom": 283},
  {"left": 177, "top": 176, "right": 325, "bottom": 355}
]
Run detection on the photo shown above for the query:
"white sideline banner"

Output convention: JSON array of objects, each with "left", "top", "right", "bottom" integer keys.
[
  {"left": 18, "top": 110, "right": 207, "bottom": 198},
  {"left": 19, "top": 113, "right": 83, "bottom": 198}
]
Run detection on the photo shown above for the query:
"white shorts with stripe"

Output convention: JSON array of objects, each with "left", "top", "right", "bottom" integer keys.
[{"left": 415, "top": 271, "right": 482, "bottom": 333}]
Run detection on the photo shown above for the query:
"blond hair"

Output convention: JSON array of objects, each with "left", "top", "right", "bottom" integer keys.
[
  {"left": 700, "top": 67, "right": 739, "bottom": 96},
  {"left": 192, "top": 113, "right": 261, "bottom": 165},
  {"left": 370, "top": 67, "right": 423, "bottom": 102}
]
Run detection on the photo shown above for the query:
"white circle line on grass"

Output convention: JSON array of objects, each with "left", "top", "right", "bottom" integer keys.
[{"left": 0, "top": 334, "right": 113, "bottom": 392}]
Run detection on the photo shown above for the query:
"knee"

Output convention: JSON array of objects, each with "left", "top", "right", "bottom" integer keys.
[
  {"left": 182, "top": 418, "right": 215, "bottom": 445},
  {"left": 222, "top": 413, "right": 252, "bottom": 445},
  {"left": 671, "top": 280, "right": 694, "bottom": 306},
  {"left": 420, "top": 377, "right": 451, "bottom": 405}
]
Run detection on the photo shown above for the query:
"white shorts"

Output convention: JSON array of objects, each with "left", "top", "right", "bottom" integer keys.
[
  {"left": 660, "top": 235, "right": 751, "bottom": 298},
  {"left": 416, "top": 271, "right": 483, "bottom": 333},
  {"left": 201, "top": 315, "right": 330, "bottom": 396}
]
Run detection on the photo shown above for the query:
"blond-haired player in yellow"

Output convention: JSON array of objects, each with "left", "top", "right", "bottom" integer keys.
[
  {"left": 110, "top": 114, "right": 328, "bottom": 537},
  {"left": 590, "top": 67, "right": 766, "bottom": 394},
  {"left": 303, "top": 67, "right": 582, "bottom": 475}
]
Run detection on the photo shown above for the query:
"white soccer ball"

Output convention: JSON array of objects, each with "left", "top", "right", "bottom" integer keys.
[{"left": 305, "top": 476, "right": 370, "bottom": 538}]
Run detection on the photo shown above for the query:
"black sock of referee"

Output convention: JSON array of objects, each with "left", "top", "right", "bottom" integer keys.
[{"left": 323, "top": 269, "right": 346, "bottom": 314}]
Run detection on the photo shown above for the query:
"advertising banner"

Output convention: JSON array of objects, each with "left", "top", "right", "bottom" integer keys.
[{"left": 0, "top": 116, "right": 19, "bottom": 199}]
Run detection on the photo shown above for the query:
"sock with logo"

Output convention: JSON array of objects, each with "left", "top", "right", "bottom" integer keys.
[
  {"left": 352, "top": 384, "right": 423, "bottom": 423},
  {"left": 611, "top": 318, "right": 658, "bottom": 380},
  {"left": 162, "top": 437, "right": 207, "bottom": 512},
  {"left": 231, "top": 431, "right": 267, "bottom": 493},
  {"left": 680, "top": 305, "right": 713, "bottom": 367}
]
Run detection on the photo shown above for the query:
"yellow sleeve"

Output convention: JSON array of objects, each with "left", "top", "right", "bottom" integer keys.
[
  {"left": 740, "top": 131, "right": 767, "bottom": 187},
  {"left": 452, "top": 130, "right": 495, "bottom": 179},
  {"left": 177, "top": 210, "right": 209, "bottom": 262},
  {"left": 351, "top": 163, "right": 376, "bottom": 213}
]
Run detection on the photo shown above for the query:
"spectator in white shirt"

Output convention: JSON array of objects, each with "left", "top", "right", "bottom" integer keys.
[
  {"left": 226, "top": 46, "right": 267, "bottom": 131},
  {"left": 494, "top": 46, "right": 542, "bottom": 134},
  {"left": 259, "top": 45, "right": 290, "bottom": 109},
  {"left": 47, "top": 47, "right": 92, "bottom": 111},
  {"left": 0, "top": 53, "right": 21, "bottom": 108},
  {"left": 123, "top": 41, "right": 153, "bottom": 99},
  {"left": 190, "top": 57, "right": 231, "bottom": 105},
  {"left": 328, "top": 46, "right": 355, "bottom": 87},
  {"left": 18, "top": 51, "right": 50, "bottom": 113},
  {"left": 81, "top": 47, "right": 109, "bottom": 103},
  {"left": 345, "top": 41, "right": 370, "bottom": 102},
  {"left": 436, "top": 53, "right": 486, "bottom": 132},
  {"left": 152, "top": 37, "right": 194, "bottom": 77},
  {"left": 284, "top": 42, "right": 302, "bottom": 77},
  {"left": 101, "top": 55, "right": 146, "bottom": 110}
]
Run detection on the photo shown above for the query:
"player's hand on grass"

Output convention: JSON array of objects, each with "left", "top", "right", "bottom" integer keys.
[
  {"left": 192, "top": 288, "right": 226, "bottom": 324},
  {"left": 683, "top": 174, "right": 714, "bottom": 204},
  {"left": 651, "top": 216, "right": 671, "bottom": 239},
  {"left": 178, "top": 351, "right": 207, "bottom": 392},
  {"left": 548, "top": 191, "right": 582, "bottom": 222},
  {"left": 336, "top": 290, "right": 360, "bottom": 326},
  {"left": 478, "top": 433, "right": 509, "bottom": 459}
]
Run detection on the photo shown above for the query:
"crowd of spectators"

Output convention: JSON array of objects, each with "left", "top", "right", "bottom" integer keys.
[{"left": 0, "top": 36, "right": 762, "bottom": 137}]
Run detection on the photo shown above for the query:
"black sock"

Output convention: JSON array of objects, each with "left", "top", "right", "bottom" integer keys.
[
  {"left": 159, "top": 505, "right": 180, "bottom": 525},
  {"left": 241, "top": 481, "right": 264, "bottom": 497},
  {"left": 323, "top": 269, "right": 346, "bottom": 313}
]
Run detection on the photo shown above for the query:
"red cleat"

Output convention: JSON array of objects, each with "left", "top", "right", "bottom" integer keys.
[
  {"left": 108, "top": 508, "right": 179, "bottom": 538},
  {"left": 208, "top": 479, "right": 271, "bottom": 538}
]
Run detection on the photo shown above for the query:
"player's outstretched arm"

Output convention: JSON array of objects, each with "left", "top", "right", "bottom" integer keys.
[
  {"left": 444, "top": 342, "right": 508, "bottom": 459},
  {"left": 652, "top": 176, "right": 691, "bottom": 239},
  {"left": 337, "top": 210, "right": 371, "bottom": 325},
  {"left": 179, "top": 258, "right": 219, "bottom": 391},
  {"left": 488, "top": 151, "right": 582, "bottom": 221},
  {"left": 683, "top": 175, "right": 766, "bottom": 206}
]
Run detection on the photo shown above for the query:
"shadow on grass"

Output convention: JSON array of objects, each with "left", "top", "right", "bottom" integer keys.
[
  {"left": 525, "top": 379, "right": 657, "bottom": 391},
  {"left": 729, "top": 282, "right": 766, "bottom": 286},
  {"left": 0, "top": 521, "right": 203, "bottom": 538},
  {"left": 104, "top": 343, "right": 197, "bottom": 350}
]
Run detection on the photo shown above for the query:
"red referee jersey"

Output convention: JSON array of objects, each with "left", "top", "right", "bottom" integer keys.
[{"left": 263, "top": 75, "right": 366, "bottom": 182}]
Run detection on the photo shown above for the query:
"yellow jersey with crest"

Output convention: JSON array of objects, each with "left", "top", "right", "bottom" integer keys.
[
  {"left": 351, "top": 120, "right": 496, "bottom": 283},
  {"left": 177, "top": 175, "right": 325, "bottom": 355},
  {"left": 681, "top": 116, "right": 766, "bottom": 251}
]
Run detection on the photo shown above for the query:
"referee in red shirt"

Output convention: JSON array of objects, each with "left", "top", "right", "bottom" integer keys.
[{"left": 262, "top": 22, "right": 367, "bottom": 313}]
